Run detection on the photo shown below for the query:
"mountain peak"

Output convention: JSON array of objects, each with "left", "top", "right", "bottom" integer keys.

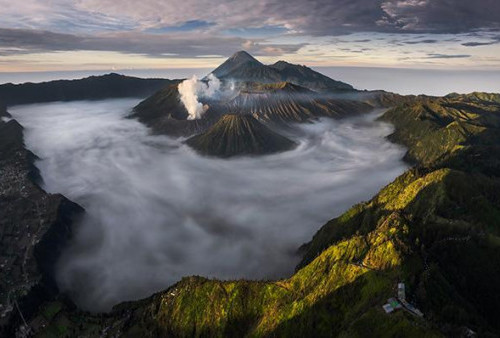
[
  {"left": 211, "top": 50, "right": 273, "bottom": 80},
  {"left": 227, "top": 51, "right": 261, "bottom": 64}
]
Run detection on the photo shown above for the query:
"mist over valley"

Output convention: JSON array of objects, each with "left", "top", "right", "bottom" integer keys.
[{"left": 10, "top": 99, "right": 407, "bottom": 311}]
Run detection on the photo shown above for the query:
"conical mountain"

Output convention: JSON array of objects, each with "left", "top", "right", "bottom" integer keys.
[
  {"left": 186, "top": 114, "right": 296, "bottom": 157},
  {"left": 212, "top": 51, "right": 282, "bottom": 83}
]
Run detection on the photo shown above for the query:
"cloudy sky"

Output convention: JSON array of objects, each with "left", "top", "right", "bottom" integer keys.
[{"left": 1, "top": 0, "right": 499, "bottom": 72}]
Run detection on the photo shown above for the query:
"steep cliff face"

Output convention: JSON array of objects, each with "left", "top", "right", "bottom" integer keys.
[
  {"left": 0, "top": 107, "right": 83, "bottom": 336},
  {"left": 185, "top": 114, "right": 296, "bottom": 157}
]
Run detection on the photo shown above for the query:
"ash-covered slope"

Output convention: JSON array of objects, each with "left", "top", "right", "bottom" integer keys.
[
  {"left": 212, "top": 51, "right": 353, "bottom": 92},
  {"left": 186, "top": 114, "right": 296, "bottom": 157}
]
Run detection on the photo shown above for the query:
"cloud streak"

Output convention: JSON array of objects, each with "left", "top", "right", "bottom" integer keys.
[{"left": 0, "top": 28, "right": 306, "bottom": 57}]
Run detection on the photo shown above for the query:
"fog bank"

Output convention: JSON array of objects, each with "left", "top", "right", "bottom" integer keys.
[{"left": 10, "top": 100, "right": 407, "bottom": 312}]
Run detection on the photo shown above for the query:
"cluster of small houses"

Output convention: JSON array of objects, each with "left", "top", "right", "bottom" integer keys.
[{"left": 382, "top": 283, "right": 423, "bottom": 317}]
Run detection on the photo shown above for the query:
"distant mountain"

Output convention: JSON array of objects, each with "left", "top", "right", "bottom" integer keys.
[
  {"left": 186, "top": 114, "right": 296, "bottom": 157},
  {"left": 212, "top": 51, "right": 354, "bottom": 92},
  {"left": 0, "top": 73, "right": 173, "bottom": 106}
]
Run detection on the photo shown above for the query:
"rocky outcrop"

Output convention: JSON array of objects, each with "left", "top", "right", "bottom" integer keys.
[{"left": 0, "top": 107, "right": 83, "bottom": 336}]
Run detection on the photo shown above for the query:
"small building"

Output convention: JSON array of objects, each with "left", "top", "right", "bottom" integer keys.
[
  {"left": 382, "top": 304, "right": 394, "bottom": 314},
  {"left": 388, "top": 297, "right": 402, "bottom": 309},
  {"left": 398, "top": 283, "right": 406, "bottom": 300}
]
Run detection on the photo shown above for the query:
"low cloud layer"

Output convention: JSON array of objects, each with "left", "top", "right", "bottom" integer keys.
[{"left": 11, "top": 99, "right": 407, "bottom": 312}]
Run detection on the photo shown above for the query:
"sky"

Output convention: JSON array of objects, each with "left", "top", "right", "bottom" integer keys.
[{"left": 0, "top": 0, "right": 500, "bottom": 72}]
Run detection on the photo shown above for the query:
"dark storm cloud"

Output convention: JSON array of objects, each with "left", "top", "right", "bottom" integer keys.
[
  {"left": 378, "top": 0, "right": 500, "bottom": 34},
  {"left": 84, "top": 0, "right": 500, "bottom": 35}
]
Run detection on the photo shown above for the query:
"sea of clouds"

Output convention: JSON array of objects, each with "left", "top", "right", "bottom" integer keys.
[{"left": 10, "top": 99, "right": 407, "bottom": 312}]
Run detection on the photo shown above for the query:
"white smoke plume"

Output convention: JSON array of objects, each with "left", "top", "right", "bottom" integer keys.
[{"left": 178, "top": 73, "right": 221, "bottom": 120}]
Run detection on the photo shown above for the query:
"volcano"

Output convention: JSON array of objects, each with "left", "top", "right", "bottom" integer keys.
[
  {"left": 212, "top": 51, "right": 353, "bottom": 91},
  {"left": 186, "top": 114, "right": 296, "bottom": 157},
  {"left": 131, "top": 51, "right": 373, "bottom": 156},
  {"left": 211, "top": 51, "right": 282, "bottom": 83}
]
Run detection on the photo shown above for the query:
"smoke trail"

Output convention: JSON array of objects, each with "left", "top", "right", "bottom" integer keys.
[{"left": 178, "top": 73, "right": 221, "bottom": 120}]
